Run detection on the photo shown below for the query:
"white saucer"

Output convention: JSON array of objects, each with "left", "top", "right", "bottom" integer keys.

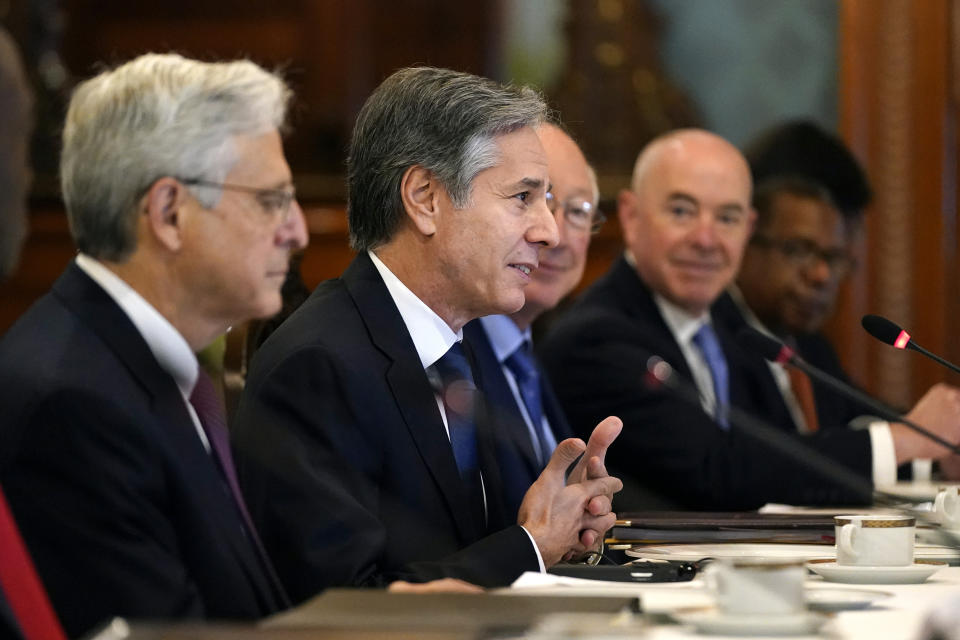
[
  {"left": 806, "top": 560, "right": 945, "bottom": 584},
  {"left": 626, "top": 542, "right": 960, "bottom": 564},
  {"left": 805, "top": 587, "right": 892, "bottom": 611},
  {"left": 672, "top": 609, "right": 827, "bottom": 636}
]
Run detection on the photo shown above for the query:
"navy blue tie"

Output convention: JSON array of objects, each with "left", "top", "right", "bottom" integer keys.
[
  {"left": 692, "top": 323, "right": 730, "bottom": 430},
  {"left": 504, "top": 341, "right": 553, "bottom": 468},
  {"left": 428, "top": 342, "right": 485, "bottom": 524}
]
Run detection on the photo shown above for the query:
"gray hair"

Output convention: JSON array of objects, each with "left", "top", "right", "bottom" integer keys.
[
  {"left": 61, "top": 53, "right": 292, "bottom": 261},
  {"left": 346, "top": 67, "right": 548, "bottom": 251}
]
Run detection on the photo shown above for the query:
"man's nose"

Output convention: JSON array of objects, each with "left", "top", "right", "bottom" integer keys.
[
  {"left": 689, "top": 214, "right": 719, "bottom": 248},
  {"left": 279, "top": 199, "right": 309, "bottom": 250},
  {"left": 803, "top": 252, "right": 834, "bottom": 287},
  {"left": 528, "top": 196, "right": 560, "bottom": 249}
]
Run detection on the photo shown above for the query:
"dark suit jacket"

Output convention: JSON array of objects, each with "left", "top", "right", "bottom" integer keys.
[
  {"left": 796, "top": 332, "right": 879, "bottom": 427},
  {"left": 0, "top": 263, "right": 286, "bottom": 638},
  {"left": 710, "top": 293, "right": 876, "bottom": 430},
  {"left": 539, "top": 257, "right": 873, "bottom": 510},
  {"left": 232, "top": 253, "right": 540, "bottom": 605},
  {"left": 462, "top": 319, "right": 573, "bottom": 518}
]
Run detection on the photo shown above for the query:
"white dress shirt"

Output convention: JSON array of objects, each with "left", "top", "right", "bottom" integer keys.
[
  {"left": 368, "top": 251, "right": 545, "bottom": 570},
  {"left": 75, "top": 254, "right": 208, "bottom": 451},
  {"left": 654, "top": 294, "right": 718, "bottom": 420}
]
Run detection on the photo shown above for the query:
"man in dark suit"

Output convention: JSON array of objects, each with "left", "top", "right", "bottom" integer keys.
[
  {"left": 0, "top": 53, "right": 308, "bottom": 637},
  {"left": 731, "top": 177, "right": 960, "bottom": 480},
  {"left": 738, "top": 122, "right": 960, "bottom": 479},
  {"left": 730, "top": 177, "right": 869, "bottom": 431},
  {"left": 737, "top": 121, "right": 876, "bottom": 432},
  {"left": 233, "top": 67, "right": 623, "bottom": 604},
  {"left": 464, "top": 122, "right": 603, "bottom": 517},
  {"left": 540, "top": 129, "right": 960, "bottom": 510}
]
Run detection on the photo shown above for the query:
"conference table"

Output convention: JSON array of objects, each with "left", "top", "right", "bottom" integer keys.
[
  {"left": 505, "top": 494, "right": 960, "bottom": 638},
  {"left": 106, "top": 490, "right": 960, "bottom": 639},
  {"left": 507, "top": 564, "right": 960, "bottom": 638}
]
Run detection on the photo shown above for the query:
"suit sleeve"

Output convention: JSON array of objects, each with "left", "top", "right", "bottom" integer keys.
[
  {"left": 540, "top": 309, "right": 874, "bottom": 511},
  {"left": 233, "top": 344, "right": 537, "bottom": 605},
  {"left": 3, "top": 390, "right": 204, "bottom": 638}
]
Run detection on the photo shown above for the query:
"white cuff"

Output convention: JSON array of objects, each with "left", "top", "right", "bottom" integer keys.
[
  {"left": 520, "top": 525, "right": 546, "bottom": 572},
  {"left": 868, "top": 421, "right": 897, "bottom": 486}
]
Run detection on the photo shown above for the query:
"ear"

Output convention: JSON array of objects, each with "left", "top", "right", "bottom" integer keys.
[
  {"left": 142, "top": 177, "right": 190, "bottom": 252},
  {"left": 745, "top": 205, "right": 757, "bottom": 237},
  {"left": 399, "top": 165, "right": 442, "bottom": 237},
  {"left": 617, "top": 188, "right": 639, "bottom": 245}
]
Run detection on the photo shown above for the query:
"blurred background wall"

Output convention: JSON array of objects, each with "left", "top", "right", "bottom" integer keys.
[{"left": 1, "top": 0, "right": 957, "bottom": 409}]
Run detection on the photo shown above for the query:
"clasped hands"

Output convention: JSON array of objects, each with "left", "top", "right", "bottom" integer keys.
[{"left": 517, "top": 416, "right": 624, "bottom": 567}]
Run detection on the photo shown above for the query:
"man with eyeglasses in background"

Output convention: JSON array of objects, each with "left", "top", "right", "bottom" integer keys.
[
  {"left": 725, "top": 120, "right": 960, "bottom": 480},
  {"left": 541, "top": 128, "right": 960, "bottom": 511},
  {"left": 0, "top": 53, "right": 309, "bottom": 637},
  {"left": 727, "top": 177, "right": 866, "bottom": 433},
  {"left": 463, "top": 122, "right": 605, "bottom": 518}
]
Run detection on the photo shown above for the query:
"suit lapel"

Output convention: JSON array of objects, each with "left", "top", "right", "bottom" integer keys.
[
  {"left": 341, "top": 254, "right": 481, "bottom": 543},
  {"left": 52, "top": 263, "right": 283, "bottom": 611},
  {"left": 712, "top": 292, "right": 799, "bottom": 433},
  {"left": 606, "top": 257, "right": 692, "bottom": 380},
  {"left": 463, "top": 322, "right": 542, "bottom": 477}
]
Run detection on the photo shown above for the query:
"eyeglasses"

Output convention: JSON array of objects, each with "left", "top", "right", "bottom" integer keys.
[
  {"left": 545, "top": 191, "right": 605, "bottom": 234},
  {"left": 180, "top": 178, "right": 297, "bottom": 223},
  {"left": 751, "top": 234, "right": 856, "bottom": 277}
]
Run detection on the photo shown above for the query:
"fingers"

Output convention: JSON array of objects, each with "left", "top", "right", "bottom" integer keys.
[
  {"left": 586, "top": 493, "right": 612, "bottom": 517},
  {"left": 544, "top": 437, "right": 587, "bottom": 483},
  {"left": 580, "top": 474, "right": 623, "bottom": 499},
  {"left": 569, "top": 417, "right": 622, "bottom": 483},
  {"left": 388, "top": 578, "right": 485, "bottom": 594},
  {"left": 584, "top": 416, "right": 622, "bottom": 463},
  {"left": 580, "top": 529, "right": 598, "bottom": 548},
  {"left": 586, "top": 455, "right": 607, "bottom": 481},
  {"left": 581, "top": 512, "right": 617, "bottom": 538}
]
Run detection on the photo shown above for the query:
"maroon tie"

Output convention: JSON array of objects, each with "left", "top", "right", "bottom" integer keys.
[
  {"left": 189, "top": 370, "right": 287, "bottom": 604},
  {"left": 0, "top": 485, "right": 67, "bottom": 640}
]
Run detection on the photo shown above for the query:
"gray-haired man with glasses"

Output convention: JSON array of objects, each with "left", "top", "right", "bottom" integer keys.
[
  {"left": 0, "top": 53, "right": 309, "bottom": 636},
  {"left": 464, "top": 122, "right": 605, "bottom": 518}
]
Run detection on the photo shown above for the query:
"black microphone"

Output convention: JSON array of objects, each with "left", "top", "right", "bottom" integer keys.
[
  {"left": 643, "top": 356, "right": 879, "bottom": 505},
  {"left": 737, "top": 326, "right": 960, "bottom": 456},
  {"left": 862, "top": 314, "right": 960, "bottom": 376},
  {"left": 647, "top": 357, "right": 960, "bottom": 548}
]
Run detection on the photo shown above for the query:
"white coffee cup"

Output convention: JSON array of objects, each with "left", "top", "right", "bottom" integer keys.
[
  {"left": 834, "top": 514, "right": 915, "bottom": 566},
  {"left": 704, "top": 558, "right": 805, "bottom": 615},
  {"left": 934, "top": 486, "right": 960, "bottom": 529}
]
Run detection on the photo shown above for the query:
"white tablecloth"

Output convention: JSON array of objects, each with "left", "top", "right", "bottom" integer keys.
[{"left": 507, "top": 566, "right": 960, "bottom": 638}]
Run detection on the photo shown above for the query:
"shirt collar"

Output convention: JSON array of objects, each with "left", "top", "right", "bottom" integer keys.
[
  {"left": 654, "top": 292, "right": 711, "bottom": 346},
  {"left": 478, "top": 314, "right": 530, "bottom": 363},
  {"left": 368, "top": 250, "right": 461, "bottom": 369},
  {"left": 624, "top": 249, "right": 711, "bottom": 344},
  {"left": 75, "top": 254, "right": 198, "bottom": 399}
]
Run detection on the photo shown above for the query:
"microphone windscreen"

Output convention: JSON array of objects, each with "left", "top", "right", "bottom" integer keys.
[
  {"left": 861, "top": 314, "right": 904, "bottom": 346},
  {"left": 737, "top": 326, "right": 790, "bottom": 363}
]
